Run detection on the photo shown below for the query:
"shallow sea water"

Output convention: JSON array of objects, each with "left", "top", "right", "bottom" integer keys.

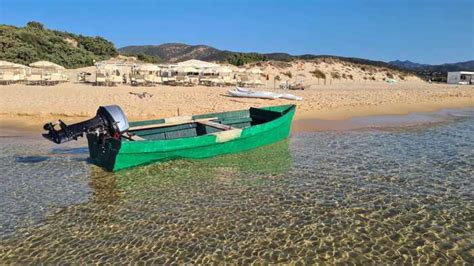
[{"left": 0, "top": 109, "right": 473, "bottom": 264}]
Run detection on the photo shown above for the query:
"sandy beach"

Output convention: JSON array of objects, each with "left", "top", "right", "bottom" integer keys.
[
  {"left": 2, "top": 2, "right": 474, "bottom": 263},
  {"left": 1, "top": 80, "right": 473, "bottom": 131}
]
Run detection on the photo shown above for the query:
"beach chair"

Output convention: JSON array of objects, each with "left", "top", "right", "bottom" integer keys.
[
  {"left": 11, "top": 72, "right": 23, "bottom": 83},
  {"left": 189, "top": 76, "right": 199, "bottom": 85},
  {"left": 238, "top": 75, "right": 251, "bottom": 87},
  {"left": 77, "top": 72, "right": 92, "bottom": 83},
  {"left": 95, "top": 73, "right": 107, "bottom": 86},
  {"left": 162, "top": 76, "right": 176, "bottom": 86},
  {"left": 223, "top": 76, "right": 237, "bottom": 86},
  {"left": 154, "top": 74, "right": 163, "bottom": 84},
  {"left": 0, "top": 72, "right": 15, "bottom": 85},
  {"left": 16, "top": 72, "right": 28, "bottom": 84},
  {"left": 61, "top": 73, "right": 69, "bottom": 82},
  {"left": 26, "top": 73, "right": 42, "bottom": 85},
  {"left": 210, "top": 78, "right": 224, "bottom": 87},
  {"left": 175, "top": 75, "right": 185, "bottom": 85},
  {"left": 131, "top": 74, "right": 146, "bottom": 86},
  {"left": 144, "top": 74, "right": 159, "bottom": 86},
  {"left": 252, "top": 79, "right": 264, "bottom": 87},
  {"left": 175, "top": 75, "right": 192, "bottom": 86},
  {"left": 242, "top": 75, "right": 254, "bottom": 87},
  {"left": 42, "top": 73, "right": 52, "bottom": 85},
  {"left": 50, "top": 73, "right": 64, "bottom": 85},
  {"left": 199, "top": 77, "right": 211, "bottom": 86},
  {"left": 109, "top": 74, "right": 122, "bottom": 86}
]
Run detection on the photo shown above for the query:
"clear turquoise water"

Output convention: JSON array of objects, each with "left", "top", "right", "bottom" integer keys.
[{"left": 0, "top": 109, "right": 473, "bottom": 264}]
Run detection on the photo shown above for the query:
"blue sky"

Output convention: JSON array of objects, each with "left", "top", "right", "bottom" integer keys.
[{"left": 1, "top": 0, "right": 473, "bottom": 64}]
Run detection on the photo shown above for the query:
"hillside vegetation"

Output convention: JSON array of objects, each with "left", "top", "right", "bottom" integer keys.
[
  {"left": 118, "top": 43, "right": 415, "bottom": 72},
  {"left": 119, "top": 43, "right": 271, "bottom": 66},
  {"left": 0, "top": 22, "right": 117, "bottom": 68}
]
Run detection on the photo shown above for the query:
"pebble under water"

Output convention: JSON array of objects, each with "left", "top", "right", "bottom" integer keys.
[{"left": 0, "top": 110, "right": 473, "bottom": 264}]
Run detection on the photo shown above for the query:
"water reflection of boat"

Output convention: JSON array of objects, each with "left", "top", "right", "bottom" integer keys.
[
  {"left": 88, "top": 167, "right": 121, "bottom": 204},
  {"left": 113, "top": 139, "right": 292, "bottom": 191}
]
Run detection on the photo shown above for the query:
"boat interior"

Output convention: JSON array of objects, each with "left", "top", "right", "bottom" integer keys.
[{"left": 122, "top": 106, "right": 289, "bottom": 141}]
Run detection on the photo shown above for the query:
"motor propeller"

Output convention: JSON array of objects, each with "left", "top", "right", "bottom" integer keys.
[{"left": 42, "top": 105, "right": 129, "bottom": 144}]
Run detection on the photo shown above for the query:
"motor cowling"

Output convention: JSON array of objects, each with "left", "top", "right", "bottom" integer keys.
[{"left": 43, "top": 105, "right": 129, "bottom": 144}]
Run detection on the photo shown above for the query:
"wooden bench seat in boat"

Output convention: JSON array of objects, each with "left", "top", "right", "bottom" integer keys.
[
  {"left": 197, "top": 120, "right": 232, "bottom": 130},
  {"left": 128, "top": 117, "right": 218, "bottom": 131},
  {"left": 125, "top": 117, "right": 236, "bottom": 141},
  {"left": 121, "top": 133, "right": 146, "bottom": 141}
]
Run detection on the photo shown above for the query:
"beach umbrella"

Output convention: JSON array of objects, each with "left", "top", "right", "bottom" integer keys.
[
  {"left": 0, "top": 60, "right": 18, "bottom": 68},
  {"left": 29, "top": 60, "right": 65, "bottom": 70},
  {"left": 176, "top": 59, "right": 220, "bottom": 69},
  {"left": 0, "top": 60, "right": 29, "bottom": 69},
  {"left": 177, "top": 66, "right": 198, "bottom": 73}
]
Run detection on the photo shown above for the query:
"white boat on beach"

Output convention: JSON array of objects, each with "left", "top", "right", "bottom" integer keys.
[{"left": 228, "top": 87, "right": 302, "bottom": 101}]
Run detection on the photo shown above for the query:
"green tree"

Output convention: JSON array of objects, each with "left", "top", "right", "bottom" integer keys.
[
  {"left": 0, "top": 22, "right": 119, "bottom": 68},
  {"left": 26, "top": 21, "right": 44, "bottom": 30},
  {"left": 226, "top": 53, "right": 267, "bottom": 66}
]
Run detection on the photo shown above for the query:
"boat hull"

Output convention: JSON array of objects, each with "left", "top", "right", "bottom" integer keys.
[{"left": 87, "top": 105, "right": 295, "bottom": 171}]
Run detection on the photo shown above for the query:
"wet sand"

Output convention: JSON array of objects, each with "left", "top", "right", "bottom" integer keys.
[{"left": 293, "top": 107, "right": 474, "bottom": 132}]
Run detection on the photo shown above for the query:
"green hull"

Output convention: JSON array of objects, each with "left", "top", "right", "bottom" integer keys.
[{"left": 87, "top": 105, "right": 296, "bottom": 171}]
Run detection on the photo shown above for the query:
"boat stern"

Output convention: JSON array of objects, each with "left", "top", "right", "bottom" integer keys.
[{"left": 87, "top": 133, "right": 122, "bottom": 171}]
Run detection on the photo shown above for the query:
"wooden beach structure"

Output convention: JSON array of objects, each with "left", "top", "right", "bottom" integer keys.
[
  {"left": 0, "top": 60, "right": 30, "bottom": 85},
  {"left": 130, "top": 64, "right": 162, "bottom": 86},
  {"left": 27, "top": 61, "right": 68, "bottom": 85},
  {"left": 16, "top": 57, "right": 263, "bottom": 88},
  {"left": 95, "top": 63, "right": 123, "bottom": 86}
]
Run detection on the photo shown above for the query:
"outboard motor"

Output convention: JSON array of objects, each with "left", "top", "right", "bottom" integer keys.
[{"left": 43, "top": 105, "right": 129, "bottom": 144}]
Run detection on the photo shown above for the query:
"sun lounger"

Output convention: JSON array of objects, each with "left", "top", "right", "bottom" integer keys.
[
  {"left": 210, "top": 78, "right": 225, "bottom": 87},
  {"left": 108, "top": 75, "right": 122, "bottom": 86},
  {"left": 223, "top": 76, "right": 237, "bottom": 86},
  {"left": 175, "top": 75, "right": 193, "bottom": 86},
  {"left": 26, "top": 73, "right": 43, "bottom": 85},
  {"left": 0, "top": 72, "right": 16, "bottom": 85}
]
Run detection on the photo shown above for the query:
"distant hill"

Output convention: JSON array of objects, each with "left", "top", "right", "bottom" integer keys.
[
  {"left": 119, "top": 43, "right": 224, "bottom": 62},
  {"left": 0, "top": 22, "right": 118, "bottom": 68},
  {"left": 389, "top": 60, "right": 474, "bottom": 72},
  {"left": 119, "top": 43, "right": 409, "bottom": 72},
  {"left": 119, "top": 43, "right": 267, "bottom": 66}
]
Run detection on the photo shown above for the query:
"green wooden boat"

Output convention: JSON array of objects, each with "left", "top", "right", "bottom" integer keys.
[{"left": 43, "top": 104, "right": 295, "bottom": 171}]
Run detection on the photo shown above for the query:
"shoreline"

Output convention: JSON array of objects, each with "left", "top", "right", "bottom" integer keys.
[
  {"left": 293, "top": 106, "right": 473, "bottom": 132},
  {"left": 1, "top": 81, "right": 473, "bottom": 133},
  {"left": 294, "top": 95, "right": 474, "bottom": 120},
  {"left": 2, "top": 103, "right": 473, "bottom": 134}
]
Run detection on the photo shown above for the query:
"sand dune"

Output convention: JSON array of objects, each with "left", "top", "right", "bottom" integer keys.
[{"left": 255, "top": 59, "right": 421, "bottom": 86}]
